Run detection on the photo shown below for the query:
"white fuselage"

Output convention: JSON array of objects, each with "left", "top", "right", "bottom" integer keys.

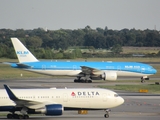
[{"left": 0, "top": 88, "right": 124, "bottom": 110}]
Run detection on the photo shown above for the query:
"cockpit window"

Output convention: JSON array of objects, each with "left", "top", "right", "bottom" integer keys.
[{"left": 114, "top": 94, "right": 119, "bottom": 97}]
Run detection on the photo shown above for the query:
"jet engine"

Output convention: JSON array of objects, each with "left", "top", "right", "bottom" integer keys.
[
  {"left": 45, "top": 104, "right": 63, "bottom": 115},
  {"left": 100, "top": 72, "right": 117, "bottom": 81},
  {"left": 37, "top": 104, "right": 63, "bottom": 116}
]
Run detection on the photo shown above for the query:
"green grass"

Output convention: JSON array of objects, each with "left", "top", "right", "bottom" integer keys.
[
  {"left": 0, "top": 64, "right": 50, "bottom": 79},
  {"left": 98, "top": 84, "right": 160, "bottom": 93},
  {"left": 122, "top": 47, "right": 160, "bottom": 54},
  {"left": 0, "top": 57, "right": 160, "bottom": 62},
  {"left": 76, "top": 57, "right": 160, "bottom": 62}
]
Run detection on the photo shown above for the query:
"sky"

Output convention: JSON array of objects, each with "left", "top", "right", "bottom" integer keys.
[{"left": 0, "top": 0, "right": 160, "bottom": 30}]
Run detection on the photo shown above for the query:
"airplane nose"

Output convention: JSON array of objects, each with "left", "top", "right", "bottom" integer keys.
[
  {"left": 153, "top": 69, "right": 157, "bottom": 74},
  {"left": 118, "top": 97, "right": 124, "bottom": 105}
]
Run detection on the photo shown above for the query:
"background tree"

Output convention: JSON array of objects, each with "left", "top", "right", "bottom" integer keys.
[
  {"left": 0, "top": 27, "right": 160, "bottom": 59},
  {"left": 73, "top": 48, "right": 82, "bottom": 58},
  {"left": 111, "top": 44, "right": 123, "bottom": 55},
  {"left": 25, "top": 36, "right": 42, "bottom": 49}
]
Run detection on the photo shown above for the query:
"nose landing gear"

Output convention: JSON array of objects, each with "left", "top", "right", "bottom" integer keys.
[
  {"left": 104, "top": 109, "right": 111, "bottom": 118},
  {"left": 141, "top": 77, "right": 149, "bottom": 83}
]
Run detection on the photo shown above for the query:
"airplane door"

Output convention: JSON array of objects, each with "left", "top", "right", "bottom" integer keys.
[
  {"left": 141, "top": 66, "right": 145, "bottom": 73},
  {"left": 117, "top": 66, "right": 121, "bottom": 71},
  {"left": 63, "top": 93, "right": 68, "bottom": 102},
  {"left": 42, "top": 65, "right": 46, "bottom": 70},
  {"left": 73, "top": 65, "right": 77, "bottom": 70}
]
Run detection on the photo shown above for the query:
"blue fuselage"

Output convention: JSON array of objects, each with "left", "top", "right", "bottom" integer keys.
[{"left": 11, "top": 61, "right": 157, "bottom": 75}]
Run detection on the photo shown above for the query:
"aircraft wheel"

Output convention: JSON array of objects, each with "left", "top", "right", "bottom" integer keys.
[
  {"left": 13, "top": 114, "right": 19, "bottom": 119},
  {"left": 19, "top": 115, "right": 24, "bottom": 119},
  {"left": 85, "top": 80, "right": 88, "bottom": 83},
  {"left": 104, "top": 113, "right": 109, "bottom": 118},
  {"left": 74, "top": 79, "right": 78, "bottom": 82},
  {"left": 141, "top": 77, "right": 145, "bottom": 83},
  {"left": 7, "top": 114, "right": 13, "bottom": 119},
  {"left": 23, "top": 115, "right": 29, "bottom": 119},
  {"left": 141, "top": 79, "right": 145, "bottom": 83},
  {"left": 80, "top": 79, "right": 85, "bottom": 83},
  {"left": 88, "top": 80, "right": 92, "bottom": 83}
]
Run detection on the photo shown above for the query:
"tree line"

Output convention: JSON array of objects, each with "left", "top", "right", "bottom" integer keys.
[{"left": 0, "top": 26, "right": 160, "bottom": 59}]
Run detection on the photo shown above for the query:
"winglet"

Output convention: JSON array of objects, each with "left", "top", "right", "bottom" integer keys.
[
  {"left": 4, "top": 84, "right": 18, "bottom": 100},
  {"left": 11, "top": 38, "right": 39, "bottom": 63}
]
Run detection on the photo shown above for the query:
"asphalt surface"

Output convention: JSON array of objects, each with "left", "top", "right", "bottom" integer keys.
[
  {"left": 0, "top": 78, "right": 159, "bottom": 120},
  {"left": 1, "top": 77, "right": 160, "bottom": 88}
]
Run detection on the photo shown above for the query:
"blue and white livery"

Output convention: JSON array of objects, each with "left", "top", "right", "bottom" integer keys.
[{"left": 10, "top": 38, "right": 157, "bottom": 83}]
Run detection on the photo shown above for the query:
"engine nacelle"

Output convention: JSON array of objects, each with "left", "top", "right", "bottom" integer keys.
[
  {"left": 44, "top": 104, "right": 63, "bottom": 116},
  {"left": 101, "top": 72, "right": 117, "bottom": 81}
]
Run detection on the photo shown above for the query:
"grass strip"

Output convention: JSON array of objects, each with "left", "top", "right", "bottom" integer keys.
[{"left": 98, "top": 84, "right": 160, "bottom": 93}]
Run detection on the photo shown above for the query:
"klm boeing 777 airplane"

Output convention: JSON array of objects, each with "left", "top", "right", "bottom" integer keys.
[{"left": 10, "top": 38, "right": 157, "bottom": 83}]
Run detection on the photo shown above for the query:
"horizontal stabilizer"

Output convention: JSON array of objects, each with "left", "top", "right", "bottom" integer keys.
[{"left": 16, "top": 63, "right": 31, "bottom": 68}]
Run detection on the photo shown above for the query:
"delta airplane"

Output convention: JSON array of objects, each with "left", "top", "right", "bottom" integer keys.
[
  {"left": 0, "top": 84, "right": 124, "bottom": 119},
  {"left": 10, "top": 38, "right": 157, "bottom": 83}
]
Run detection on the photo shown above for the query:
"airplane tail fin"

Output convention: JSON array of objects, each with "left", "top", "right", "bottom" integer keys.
[
  {"left": 4, "top": 84, "right": 18, "bottom": 100},
  {"left": 11, "top": 38, "right": 39, "bottom": 63}
]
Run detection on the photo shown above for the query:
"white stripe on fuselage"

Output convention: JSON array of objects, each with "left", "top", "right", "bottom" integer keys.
[{"left": 24, "top": 69, "right": 151, "bottom": 77}]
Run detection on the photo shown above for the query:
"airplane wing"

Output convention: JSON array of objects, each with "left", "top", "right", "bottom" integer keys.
[
  {"left": 4, "top": 84, "right": 54, "bottom": 109},
  {"left": 80, "top": 66, "right": 100, "bottom": 75}
]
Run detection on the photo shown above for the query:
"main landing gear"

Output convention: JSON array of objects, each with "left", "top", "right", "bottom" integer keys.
[
  {"left": 74, "top": 78, "right": 92, "bottom": 83},
  {"left": 7, "top": 113, "right": 29, "bottom": 119},
  {"left": 74, "top": 77, "right": 92, "bottom": 83},
  {"left": 104, "top": 109, "right": 111, "bottom": 118}
]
